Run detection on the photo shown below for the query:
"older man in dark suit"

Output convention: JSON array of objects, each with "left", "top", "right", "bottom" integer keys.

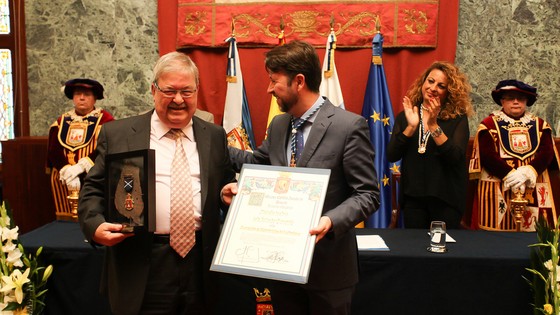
[
  {"left": 227, "top": 40, "right": 380, "bottom": 315},
  {"left": 79, "top": 51, "right": 236, "bottom": 315}
]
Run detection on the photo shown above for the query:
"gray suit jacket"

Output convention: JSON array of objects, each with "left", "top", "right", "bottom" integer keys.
[
  {"left": 79, "top": 110, "right": 236, "bottom": 315},
  {"left": 195, "top": 108, "right": 215, "bottom": 123},
  {"left": 229, "top": 99, "right": 380, "bottom": 290}
]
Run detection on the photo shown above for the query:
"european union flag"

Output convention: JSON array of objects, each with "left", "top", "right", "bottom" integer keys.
[{"left": 361, "top": 28, "right": 401, "bottom": 228}]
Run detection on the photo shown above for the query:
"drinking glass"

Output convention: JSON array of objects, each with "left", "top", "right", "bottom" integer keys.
[{"left": 428, "top": 221, "right": 447, "bottom": 253}]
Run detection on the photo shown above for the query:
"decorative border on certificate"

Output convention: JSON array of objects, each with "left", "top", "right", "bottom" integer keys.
[
  {"left": 105, "top": 149, "right": 156, "bottom": 233},
  {"left": 211, "top": 164, "right": 331, "bottom": 284}
]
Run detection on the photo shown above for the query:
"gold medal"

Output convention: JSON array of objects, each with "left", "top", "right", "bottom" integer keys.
[
  {"left": 290, "top": 153, "right": 296, "bottom": 167},
  {"left": 125, "top": 194, "right": 134, "bottom": 211}
]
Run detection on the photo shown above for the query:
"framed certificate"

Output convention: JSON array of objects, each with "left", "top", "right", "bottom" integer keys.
[
  {"left": 211, "top": 164, "right": 331, "bottom": 284},
  {"left": 105, "top": 149, "right": 156, "bottom": 233}
]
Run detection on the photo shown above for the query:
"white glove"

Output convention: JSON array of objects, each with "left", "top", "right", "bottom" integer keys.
[
  {"left": 66, "top": 176, "right": 81, "bottom": 191},
  {"left": 503, "top": 169, "right": 527, "bottom": 191},
  {"left": 77, "top": 157, "right": 94, "bottom": 173},
  {"left": 517, "top": 165, "right": 537, "bottom": 188},
  {"left": 59, "top": 163, "right": 85, "bottom": 184}
]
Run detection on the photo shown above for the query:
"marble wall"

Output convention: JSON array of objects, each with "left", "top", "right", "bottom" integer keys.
[
  {"left": 25, "top": 0, "right": 560, "bottom": 136},
  {"left": 456, "top": 0, "right": 560, "bottom": 135},
  {"left": 25, "top": 0, "right": 158, "bottom": 136}
]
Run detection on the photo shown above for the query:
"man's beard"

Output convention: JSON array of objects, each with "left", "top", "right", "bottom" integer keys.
[{"left": 277, "top": 94, "right": 296, "bottom": 113}]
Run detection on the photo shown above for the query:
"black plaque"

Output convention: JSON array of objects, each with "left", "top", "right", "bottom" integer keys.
[{"left": 105, "top": 149, "right": 156, "bottom": 232}]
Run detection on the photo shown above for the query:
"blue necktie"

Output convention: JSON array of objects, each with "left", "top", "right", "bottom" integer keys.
[
  {"left": 289, "top": 103, "right": 323, "bottom": 167},
  {"left": 294, "top": 118, "right": 305, "bottom": 162}
]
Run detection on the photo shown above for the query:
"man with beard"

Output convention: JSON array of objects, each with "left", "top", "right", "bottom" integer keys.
[{"left": 226, "top": 40, "right": 380, "bottom": 315}]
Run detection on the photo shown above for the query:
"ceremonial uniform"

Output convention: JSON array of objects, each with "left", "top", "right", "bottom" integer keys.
[
  {"left": 46, "top": 78, "right": 114, "bottom": 218},
  {"left": 47, "top": 108, "right": 114, "bottom": 216},
  {"left": 469, "top": 80, "right": 559, "bottom": 231}
]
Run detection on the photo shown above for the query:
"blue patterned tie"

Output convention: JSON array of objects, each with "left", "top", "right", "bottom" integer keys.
[
  {"left": 289, "top": 104, "right": 322, "bottom": 167},
  {"left": 294, "top": 119, "right": 305, "bottom": 162}
]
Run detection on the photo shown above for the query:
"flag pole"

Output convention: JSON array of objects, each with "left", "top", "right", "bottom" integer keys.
[
  {"left": 223, "top": 17, "right": 256, "bottom": 150},
  {"left": 265, "top": 16, "right": 286, "bottom": 134},
  {"left": 361, "top": 16, "right": 401, "bottom": 228}
]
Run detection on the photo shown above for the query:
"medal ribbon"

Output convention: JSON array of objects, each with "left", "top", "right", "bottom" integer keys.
[{"left": 418, "top": 105, "right": 431, "bottom": 154}]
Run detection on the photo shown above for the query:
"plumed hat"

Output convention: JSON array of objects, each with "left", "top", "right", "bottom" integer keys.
[
  {"left": 491, "top": 79, "right": 537, "bottom": 106},
  {"left": 63, "top": 78, "right": 104, "bottom": 100}
]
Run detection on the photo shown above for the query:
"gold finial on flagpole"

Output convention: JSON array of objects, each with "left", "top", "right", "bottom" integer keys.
[
  {"left": 372, "top": 16, "right": 383, "bottom": 65},
  {"left": 278, "top": 16, "right": 285, "bottom": 45},
  {"left": 226, "top": 17, "right": 237, "bottom": 83},
  {"left": 324, "top": 13, "right": 336, "bottom": 79}
]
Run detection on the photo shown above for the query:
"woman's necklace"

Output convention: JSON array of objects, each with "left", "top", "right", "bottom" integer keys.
[{"left": 418, "top": 105, "right": 430, "bottom": 154}]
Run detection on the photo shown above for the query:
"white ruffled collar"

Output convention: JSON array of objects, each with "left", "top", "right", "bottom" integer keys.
[
  {"left": 66, "top": 108, "right": 102, "bottom": 121},
  {"left": 493, "top": 109, "right": 534, "bottom": 125}
]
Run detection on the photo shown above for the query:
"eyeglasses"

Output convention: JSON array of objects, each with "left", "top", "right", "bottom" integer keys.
[
  {"left": 502, "top": 95, "right": 528, "bottom": 102},
  {"left": 153, "top": 81, "right": 197, "bottom": 99}
]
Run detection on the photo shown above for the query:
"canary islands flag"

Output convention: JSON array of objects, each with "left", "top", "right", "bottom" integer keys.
[{"left": 223, "top": 36, "right": 255, "bottom": 150}]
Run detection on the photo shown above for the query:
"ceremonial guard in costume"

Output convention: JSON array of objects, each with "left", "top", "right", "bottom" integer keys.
[
  {"left": 46, "top": 78, "right": 114, "bottom": 218},
  {"left": 469, "top": 80, "right": 559, "bottom": 231}
]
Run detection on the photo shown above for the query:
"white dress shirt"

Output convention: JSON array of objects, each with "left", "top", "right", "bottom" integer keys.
[
  {"left": 150, "top": 112, "right": 202, "bottom": 233},
  {"left": 286, "top": 96, "right": 324, "bottom": 163}
]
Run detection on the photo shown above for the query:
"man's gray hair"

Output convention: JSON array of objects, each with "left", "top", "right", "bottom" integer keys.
[{"left": 152, "top": 51, "right": 199, "bottom": 86}]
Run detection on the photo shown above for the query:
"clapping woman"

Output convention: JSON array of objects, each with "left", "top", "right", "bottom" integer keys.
[{"left": 387, "top": 61, "right": 474, "bottom": 229}]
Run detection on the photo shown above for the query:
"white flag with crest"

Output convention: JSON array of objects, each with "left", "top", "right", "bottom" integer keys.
[{"left": 319, "top": 30, "right": 344, "bottom": 109}]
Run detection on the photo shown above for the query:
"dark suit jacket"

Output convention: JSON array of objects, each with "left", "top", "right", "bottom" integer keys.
[
  {"left": 78, "top": 110, "right": 236, "bottom": 315},
  {"left": 229, "top": 99, "right": 380, "bottom": 290}
]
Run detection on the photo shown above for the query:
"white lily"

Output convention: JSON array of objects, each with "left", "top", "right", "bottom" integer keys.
[
  {"left": 1, "top": 226, "right": 18, "bottom": 243},
  {"left": 6, "top": 248, "right": 23, "bottom": 268},
  {"left": 0, "top": 268, "right": 31, "bottom": 304},
  {"left": 2, "top": 240, "right": 16, "bottom": 253}
]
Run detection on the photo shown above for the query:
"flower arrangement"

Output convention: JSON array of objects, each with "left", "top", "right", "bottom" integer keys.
[
  {"left": 0, "top": 202, "right": 52, "bottom": 315},
  {"left": 526, "top": 216, "right": 560, "bottom": 315}
]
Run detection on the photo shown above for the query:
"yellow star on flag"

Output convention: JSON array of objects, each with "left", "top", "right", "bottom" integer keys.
[
  {"left": 382, "top": 174, "right": 390, "bottom": 186},
  {"left": 370, "top": 111, "right": 380, "bottom": 122},
  {"left": 390, "top": 163, "right": 400, "bottom": 174},
  {"left": 382, "top": 116, "right": 390, "bottom": 126}
]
